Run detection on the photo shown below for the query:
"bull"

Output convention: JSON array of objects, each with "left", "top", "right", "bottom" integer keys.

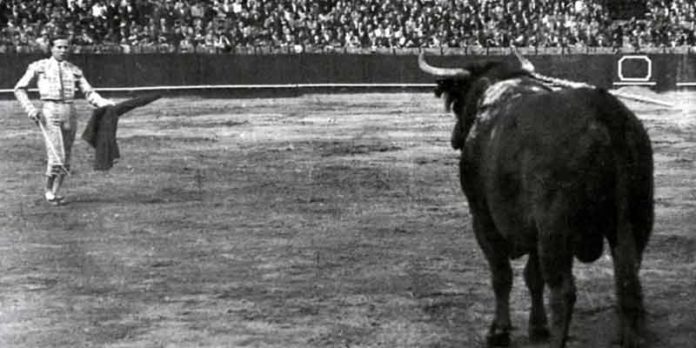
[{"left": 418, "top": 52, "right": 653, "bottom": 348}]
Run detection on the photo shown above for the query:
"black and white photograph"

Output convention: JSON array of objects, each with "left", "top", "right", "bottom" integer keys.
[{"left": 0, "top": 0, "right": 694, "bottom": 347}]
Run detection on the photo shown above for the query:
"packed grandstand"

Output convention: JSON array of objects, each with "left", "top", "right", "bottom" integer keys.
[{"left": 0, "top": 0, "right": 693, "bottom": 53}]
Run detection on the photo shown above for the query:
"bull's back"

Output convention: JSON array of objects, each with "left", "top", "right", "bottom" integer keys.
[{"left": 482, "top": 87, "right": 651, "bottom": 261}]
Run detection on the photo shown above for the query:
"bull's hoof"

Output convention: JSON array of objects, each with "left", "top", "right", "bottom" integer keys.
[
  {"left": 614, "top": 332, "right": 644, "bottom": 348},
  {"left": 528, "top": 326, "right": 550, "bottom": 342},
  {"left": 486, "top": 331, "right": 510, "bottom": 347},
  {"left": 612, "top": 324, "right": 645, "bottom": 348}
]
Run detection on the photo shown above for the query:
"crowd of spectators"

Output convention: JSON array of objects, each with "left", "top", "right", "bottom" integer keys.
[
  {"left": 620, "top": 0, "right": 696, "bottom": 48},
  {"left": 0, "top": 0, "right": 694, "bottom": 53}
]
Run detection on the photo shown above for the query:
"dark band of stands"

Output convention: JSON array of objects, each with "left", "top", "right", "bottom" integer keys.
[{"left": 0, "top": 0, "right": 689, "bottom": 53}]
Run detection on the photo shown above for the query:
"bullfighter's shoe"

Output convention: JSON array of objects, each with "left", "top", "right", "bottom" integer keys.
[{"left": 44, "top": 191, "right": 64, "bottom": 205}]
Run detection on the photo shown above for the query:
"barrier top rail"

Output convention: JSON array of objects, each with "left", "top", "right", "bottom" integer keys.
[{"left": 1, "top": 44, "right": 696, "bottom": 56}]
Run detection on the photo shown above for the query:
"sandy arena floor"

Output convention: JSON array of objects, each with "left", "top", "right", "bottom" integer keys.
[{"left": 0, "top": 91, "right": 694, "bottom": 347}]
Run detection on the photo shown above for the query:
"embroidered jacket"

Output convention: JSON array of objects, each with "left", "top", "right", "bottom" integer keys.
[{"left": 14, "top": 57, "right": 112, "bottom": 115}]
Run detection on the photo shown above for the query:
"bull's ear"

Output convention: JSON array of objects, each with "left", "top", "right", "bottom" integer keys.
[
  {"left": 435, "top": 80, "right": 457, "bottom": 112},
  {"left": 512, "top": 47, "right": 535, "bottom": 73},
  {"left": 451, "top": 120, "right": 464, "bottom": 150},
  {"left": 442, "top": 91, "right": 452, "bottom": 111},
  {"left": 434, "top": 80, "right": 445, "bottom": 98}
]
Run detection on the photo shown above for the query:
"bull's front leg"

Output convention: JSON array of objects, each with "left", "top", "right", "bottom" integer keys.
[{"left": 473, "top": 216, "right": 512, "bottom": 347}]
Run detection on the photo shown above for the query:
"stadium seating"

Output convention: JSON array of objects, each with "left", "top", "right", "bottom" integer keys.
[{"left": 0, "top": 0, "right": 693, "bottom": 52}]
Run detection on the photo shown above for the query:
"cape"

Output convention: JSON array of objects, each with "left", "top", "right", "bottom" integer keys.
[{"left": 82, "top": 94, "right": 161, "bottom": 170}]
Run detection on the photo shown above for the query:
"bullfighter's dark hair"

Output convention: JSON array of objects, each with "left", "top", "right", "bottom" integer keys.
[{"left": 49, "top": 35, "right": 71, "bottom": 47}]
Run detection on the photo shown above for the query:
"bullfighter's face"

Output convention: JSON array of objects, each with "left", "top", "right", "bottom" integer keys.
[{"left": 51, "top": 39, "right": 70, "bottom": 61}]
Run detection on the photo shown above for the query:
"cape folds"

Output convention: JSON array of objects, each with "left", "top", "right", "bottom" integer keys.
[{"left": 82, "top": 94, "right": 161, "bottom": 170}]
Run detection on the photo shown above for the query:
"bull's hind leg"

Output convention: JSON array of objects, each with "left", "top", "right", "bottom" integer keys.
[
  {"left": 539, "top": 239, "right": 576, "bottom": 348},
  {"left": 610, "top": 240, "right": 645, "bottom": 348},
  {"left": 524, "top": 251, "right": 550, "bottom": 341},
  {"left": 535, "top": 197, "right": 577, "bottom": 348},
  {"left": 473, "top": 215, "right": 512, "bottom": 347}
]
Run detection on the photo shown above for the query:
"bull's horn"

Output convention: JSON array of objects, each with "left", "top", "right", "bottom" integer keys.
[
  {"left": 418, "top": 52, "right": 470, "bottom": 78},
  {"left": 512, "top": 47, "right": 535, "bottom": 73}
]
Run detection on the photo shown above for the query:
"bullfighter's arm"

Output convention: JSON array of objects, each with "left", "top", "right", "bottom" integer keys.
[
  {"left": 76, "top": 69, "right": 115, "bottom": 108},
  {"left": 13, "top": 63, "right": 39, "bottom": 117}
]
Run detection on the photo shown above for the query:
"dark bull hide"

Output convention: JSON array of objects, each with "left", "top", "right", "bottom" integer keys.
[{"left": 419, "top": 52, "right": 654, "bottom": 348}]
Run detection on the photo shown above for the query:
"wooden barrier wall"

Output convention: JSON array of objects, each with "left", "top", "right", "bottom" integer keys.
[{"left": 1, "top": 53, "right": 692, "bottom": 92}]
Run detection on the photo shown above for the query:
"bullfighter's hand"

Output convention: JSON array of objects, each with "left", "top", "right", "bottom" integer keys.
[{"left": 28, "top": 109, "right": 42, "bottom": 126}]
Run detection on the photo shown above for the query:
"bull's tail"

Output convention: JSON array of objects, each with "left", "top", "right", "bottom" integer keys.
[
  {"left": 593, "top": 88, "right": 653, "bottom": 346},
  {"left": 592, "top": 88, "right": 653, "bottom": 258}
]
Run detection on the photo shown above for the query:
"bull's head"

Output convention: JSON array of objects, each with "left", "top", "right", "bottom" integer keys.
[{"left": 418, "top": 50, "right": 536, "bottom": 149}]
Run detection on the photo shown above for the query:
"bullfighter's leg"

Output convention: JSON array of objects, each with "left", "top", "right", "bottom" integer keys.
[
  {"left": 524, "top": 250, "right": 549, "bottom": 341},
  {"left": 45, "top": 175, "right": 55, "bottom": 195},
  {"left": 52, "top": 114, "right": 76, "bottom": 199},
  {"left": 473, "top": 215, "right": 512, "bottom": 347},
  {"left": 609, "top": 237, "right": 645, "bottom": 348},
  {"left": 52, "top": 173, "right": 66, "bottom": 198}
]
